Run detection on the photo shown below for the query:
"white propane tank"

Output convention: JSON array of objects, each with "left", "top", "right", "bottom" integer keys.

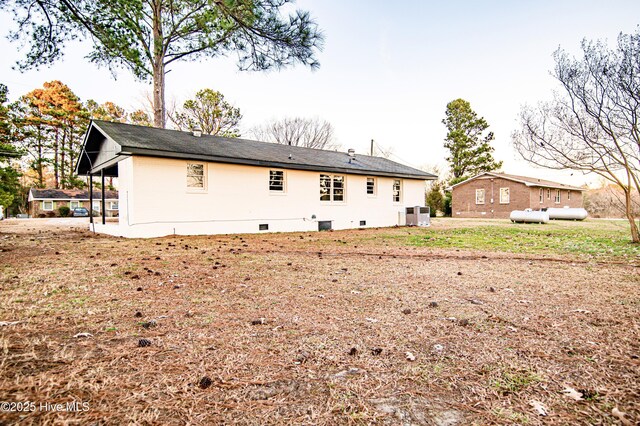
[
  {"left": 547, "top": 207, "right": 588, "bottom": 220},
  {"left": 510, "top": 209, "right": 549, "bottom": 224}
]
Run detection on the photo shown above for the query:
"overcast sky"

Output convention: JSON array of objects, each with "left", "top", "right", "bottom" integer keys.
[{"left": 1, "top": 1, "right": 639, "bottom": 187}]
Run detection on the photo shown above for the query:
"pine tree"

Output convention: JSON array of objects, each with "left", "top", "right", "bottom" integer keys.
[{"left": 442, "top": 99, "right": 502, "bottom": 184}]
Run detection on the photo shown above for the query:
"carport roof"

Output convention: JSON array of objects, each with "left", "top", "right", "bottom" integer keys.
[{"left": 76, "top": 120, "right": 437, "bottom": 180}]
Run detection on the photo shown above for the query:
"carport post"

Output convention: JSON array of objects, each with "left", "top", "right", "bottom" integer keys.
[
  {"left": 101, "top": 169, "right": 106, "bottom": 225},
  {"left": 89, "top": 174, "right": 93, "bottom": 224}
]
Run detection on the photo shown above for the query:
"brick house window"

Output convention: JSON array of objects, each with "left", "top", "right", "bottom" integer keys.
[
  {"left": 567, "top": 190, "right": 571, "bottom": 200},
  {"left": 269, "top": 170, "right": 285, "bottom": 192},
  {"left": 42, "top": 201, "right": 54, "bottom": 211},
  {"left": 539, "top": 188, "right": 543, "bottom": 204},
  {"left": 366, "top": 177, "right": 376, "bottom": 195},
  {"left": 547, "top": 189, "right": 551, "bottom": 200},
  {"left": 500, "top": 187, "right": 510, "bottom": 204},
  {"left": 475, "top": 189, "right": 485, "bottom": 204},
  {"left": 69, "top": 200, "right": 81, "bottom": 209},
  {"left": 320, "top": 174, "right": 345, "bottom": 202},
  {"left": 555, "top": 189, "right": 561, "bottom": 203},
  {"left": 187, "top": 163, "right": 205, "bottom": 189},
  {"left": 392, "top": 179, "right": 402, "bottom": 203}
]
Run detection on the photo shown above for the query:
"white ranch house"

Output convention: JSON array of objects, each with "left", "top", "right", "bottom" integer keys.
[{"left": 76, "top": 121, "right": 436, "bottom": 238}]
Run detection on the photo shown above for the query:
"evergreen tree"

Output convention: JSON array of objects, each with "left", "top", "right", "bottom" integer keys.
[
  {"left": 442, "top": 99, "right": 502, "bottom": 184},
  {"left": 3, "top": 0, "right": 323, "bottom": 128},
  {"left": 0, "top": 84, "right": 21, "bottom": 213}
]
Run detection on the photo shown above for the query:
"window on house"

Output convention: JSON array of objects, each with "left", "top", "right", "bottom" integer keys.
[
  {"left": 539, "top": 188, "right": 543, "bottom": 204},
  {"left": 393, "top": 179, "right": 402, "bottom": 203},
  {"left": 69, "top": 200, "right": 81, "bottom": 209},
  {"left": 269, "top": 170, "right": 285, "bottom": 192},
  {"left": 320, "top": 174, "right": 345, "bottom": 202},
  {"left": 109, "top": 201, "right": 119, "bottom": 210},
  {"left": 500, "top": 187, "right": 510, "bottom": 204},
  {"left": 366, "top": 177, "right": 375, "bottom": 195},
  {"left": 42, "top": 201, "right": 53, "bottom": 211},
  {"left": 92, "top": 201, "right": 101, "bottom": 213},
  {"left": 547, "top": 189, "right": 551, "bottom": 199},
  {"left": 555, "top": 189, "right": 561, "bottom": 203},
  {"left": 567, "top": 190, "right": 571, "bottom": 200},
  {"left": 187, "top": 163, "right": 205, "bottom": 189},
  {"left": 476, "top": 189, "right": 485, "bottom": 204}
]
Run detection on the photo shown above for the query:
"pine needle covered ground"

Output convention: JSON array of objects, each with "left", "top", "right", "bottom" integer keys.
[{"left": 0, "top": 218, "right": 638, "bottom": 425}]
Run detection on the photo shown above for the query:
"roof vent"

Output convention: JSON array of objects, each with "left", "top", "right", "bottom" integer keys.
[
  {"left": 348, "top": 148, "right": 355, "bottom": 157},
  {"left": 193, "top": 128, "right": 202, "bottom": 137}
]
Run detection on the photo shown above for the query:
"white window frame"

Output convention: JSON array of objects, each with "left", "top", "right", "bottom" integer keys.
[
  {"left": 392, "top": 179, "right": 402, "bottom": 203},
  {"left": 475, "top": 189, "right": 485, "bottom": 205},
  {"left": 42, "top": 201, "right": 54, "bottom": 211},
  {"left": 320, "top": 174, "right": 346, "bottom": 203},
  {"left": 186, "top": 163, "right": 206, "bottom": 191},
  {"left": 539, "top": 188, "right": 543, "bottom": 204},
  {"left": 547, "top": 188, "right": 551, "bottom": 200},
  {"left": 366, "top": 177, "right": 376, "bottom": 196},
  {"left": 269, "top": 170, "right": 286, "bottom": 193},
  {"left": 109, "top": 201, "right": 119, "bottom": 210},
  {"left": 555, "top": 189, "right": 561, "bottom": 204},
  {"left": 92, "top": 201, "right": 101, "bottom": 213},
  {"left": 499, "top": 187, "right": 510, "bottom": 204},
  {"left": 69, "top": 200, "right": 81, "bottom": 209}
]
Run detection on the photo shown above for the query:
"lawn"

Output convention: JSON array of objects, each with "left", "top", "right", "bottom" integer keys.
[{"left": 0, "top": 218, "right": 638, "bottom": 425}]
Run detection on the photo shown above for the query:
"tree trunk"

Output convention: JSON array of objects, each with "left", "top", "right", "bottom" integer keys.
[
  {"left": 152, "top": 1, "right": 165, "bottom": 128},
  {"left": 53, "top": 127, "right": 60, "bottom": 188},
  {"left": 624, "top": 189, "right": 640, "bottom": 243},
  {"left": 60, "top": 128, "right": 66, "bottom": 188}
]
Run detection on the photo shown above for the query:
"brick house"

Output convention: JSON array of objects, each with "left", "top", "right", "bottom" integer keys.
[
  {"left": 450, "top": 172, "right": 585, "bottom": 219},
  {"left": 28, "top": 188, "right": 119, "bottom": 217}
]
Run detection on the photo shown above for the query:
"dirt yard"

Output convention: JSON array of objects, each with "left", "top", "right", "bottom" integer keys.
[{"left": 0, "top": 219, "right": 638, "bottom": 425}]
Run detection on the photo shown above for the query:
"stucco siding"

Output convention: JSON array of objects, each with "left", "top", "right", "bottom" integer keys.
[{"left": 108, "top": 156, "right": 425, "bottom": 238}]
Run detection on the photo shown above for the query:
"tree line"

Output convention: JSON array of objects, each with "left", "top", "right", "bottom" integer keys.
[{"left": 0, "top": 80, "right": 152, "bottom": 214}]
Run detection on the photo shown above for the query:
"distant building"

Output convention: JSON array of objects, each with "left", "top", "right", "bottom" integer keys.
[
  {"left": 450, "top": 172, "right": 585, "bottom": 219},
  {"left": 27, "top": 188, "right": 119, "bottom": 218},
  {"left": 75, "top": 120, "right": 436, "bottom": 238}
]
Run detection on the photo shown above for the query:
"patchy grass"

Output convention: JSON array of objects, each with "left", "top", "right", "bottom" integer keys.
[
  {"left": 0, "top": 219, "right": 639, "bottom": 425},
  {"left": 371, "top": 219, "right": 640, "bottom": 264}
]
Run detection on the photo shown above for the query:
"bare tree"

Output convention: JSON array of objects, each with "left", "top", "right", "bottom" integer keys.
[
  {"left": 168, "top": 89, "right": 241, "bottom": 137},
  {"left": 512, "top": 29, "right": 640, "bottom": 242},
  {"left": 250, "top": 117, "right": 339, "bottom": 150}
]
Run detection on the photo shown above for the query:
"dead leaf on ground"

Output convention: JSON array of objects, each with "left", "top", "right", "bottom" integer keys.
[
  {"left": 529, "top": 400, "right": 548, "bottom": 416},
  {"left": 562, "top": 386, "right": 584, "bottom": 401}
]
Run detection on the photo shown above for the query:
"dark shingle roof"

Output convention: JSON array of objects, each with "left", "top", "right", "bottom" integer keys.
[
  {"left": 86, "top": 120, "right": 436, "bottom": 180},
  {"left": 30, "top": 188, "right": 118, "bottom": 199}
]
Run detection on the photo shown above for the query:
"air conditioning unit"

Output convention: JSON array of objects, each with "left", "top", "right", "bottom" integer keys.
[{"left": 406, "top": 206, "right": 430, "bottom": 227}]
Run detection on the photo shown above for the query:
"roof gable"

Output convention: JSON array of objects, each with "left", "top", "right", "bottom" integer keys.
[{"left": 76, "top": 120, "right": 437, "bottom": 180}]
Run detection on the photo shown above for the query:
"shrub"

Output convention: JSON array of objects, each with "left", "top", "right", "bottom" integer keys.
[
  {"left": 58, "top": 206, "right": 71, "bottom": 217},
  {"left": 45, "top": 211, "right": 56, "bottom": 218}
]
